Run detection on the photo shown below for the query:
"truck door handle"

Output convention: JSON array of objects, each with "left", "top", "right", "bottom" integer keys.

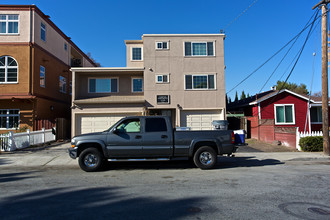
[
  {"left": 161, "top": 135, "right": 168, "bottom": 139},
  {"left": 135, "top": 135, "right": 142, "bottom": 139}
]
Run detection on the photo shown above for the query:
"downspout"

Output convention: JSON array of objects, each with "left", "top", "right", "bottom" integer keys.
[{"left": 29, "top": 6, "right": 35, "bottom": 130}]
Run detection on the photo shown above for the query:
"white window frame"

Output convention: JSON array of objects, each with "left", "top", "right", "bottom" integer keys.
[
  {"left": 88, "top": 77, "right": 119, "bottom": 93},
  {"left": 184, "top": 41, "right": 215, "bottom": 57},
  {"left": 274, "top": 104, "right": 295, "bottom": 125},
  {"left": 41, "top": 22, "right": 46, "bottom": 42},
  {"left": 0, "top": 14, "right": 19, "bottom": 35},
  {"left": 155, "top": 74, "right": 170, "bottom": 83},
  {"left": 184, "top": 74, "right": 216, "bottom": 90},
  {"left": 310, "top": 105, "right": 322, "bottom": 124},
  {"left": 132, "top": 77, "right": 143, "bottom": 93},
  {"left": 59, "top": 76, "right": 67, "bottom": 93},
  {"left": 0, "top": 56, "right": 18, "bottom": 84},
  {"left": 155, "top": 41, "right": 169, "bottom": 50},
  {"left": 0, "top": 109, "right": 20, "bottom": 129},
  {"left": 40, "top": 65, "right": 45, "bottom": 88},
  {"left": 131, "top": 47, "right": 143, "bottom": 61},
  {"left": 131, "top": 47, "right": 143, "bottom": 62}
]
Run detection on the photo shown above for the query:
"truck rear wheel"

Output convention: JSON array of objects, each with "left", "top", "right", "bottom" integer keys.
[
  {"left": 193, "top": 146, "right": 217, "bottom": 169},
  {"left": 78, "top": 148, "right": 104, "bottom": 172}
]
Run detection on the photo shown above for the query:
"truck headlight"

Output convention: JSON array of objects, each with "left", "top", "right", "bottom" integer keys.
[{"left": 71, "top": 139, "right": 76, "bottom": 148}]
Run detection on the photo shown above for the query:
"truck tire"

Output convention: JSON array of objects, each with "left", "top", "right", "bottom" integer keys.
[
  {"left": 193, "top": 146, "right": 217, "bottom": 169},
  {"left": 78, "top": 148, "right": 104, "bottom": 172}
]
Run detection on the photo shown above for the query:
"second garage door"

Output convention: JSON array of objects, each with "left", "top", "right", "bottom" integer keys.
[{"left": 181, "top": 110, "right": 222, "bottom": 130}]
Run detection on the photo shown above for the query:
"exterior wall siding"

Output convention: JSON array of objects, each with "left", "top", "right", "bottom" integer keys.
[
  {"left": 260, "top": 92, "right": 309, "bottom": 132},
  {"left": 0, "top": 45, "right": 30, "bottom": 94},
  {"left": 143, "top": 35, "right": 226, "bottom": 111}
]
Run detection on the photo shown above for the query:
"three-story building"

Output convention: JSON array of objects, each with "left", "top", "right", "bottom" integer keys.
[
  {"left": 0, "top": 5, "right": 95, "bottom": 133},
  {"left": 71, "top": 34, "right": 226, "bottom": 136}
]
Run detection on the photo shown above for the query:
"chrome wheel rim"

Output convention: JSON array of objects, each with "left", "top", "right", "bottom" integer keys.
[
  {"left": 199, "top": 152, "right": 213, "bottom": 165},
  {"left": 84, "top": 154, "right": 98, "bottom": 167}
]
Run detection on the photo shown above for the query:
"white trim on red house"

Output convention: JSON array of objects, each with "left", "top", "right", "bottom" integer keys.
[{"left": 249, "top": 89, "right": 311, "bottom": 105}]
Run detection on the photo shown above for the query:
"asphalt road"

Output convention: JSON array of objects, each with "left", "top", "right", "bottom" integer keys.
[{"left": 1, "top": 143, "right": 330, "bottom": 220}]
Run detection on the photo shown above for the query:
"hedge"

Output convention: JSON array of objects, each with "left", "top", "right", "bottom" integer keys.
[{"left": 299, "top": 136, "right": 323, "bottom": 152}]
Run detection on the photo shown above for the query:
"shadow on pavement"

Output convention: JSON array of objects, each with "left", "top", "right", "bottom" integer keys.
[
  {"left": 0, "top": 171, "right": 37, "bottom": 183},
  {"left": 101, "top": 155, "right": 283, "bottom": 171},
  {"left": 0, "top": 187, "right": 205, "bottom": 220},
  {"left": 218, "top": 156, "right": 284, "bottom": 169}
]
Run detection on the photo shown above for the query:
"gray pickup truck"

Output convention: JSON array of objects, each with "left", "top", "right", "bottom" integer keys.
[{"left": 69, "top": 116, "right": 236, "bottom": 172}]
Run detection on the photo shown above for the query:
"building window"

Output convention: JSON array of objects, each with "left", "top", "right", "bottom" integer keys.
[
  {"left": 0, "top": 109, "right": 19, "bottom": 129},
  {"left": 59, "top": 76, "right": 67, "bottom": 93},
  {"left": 89, "top": 78, "right": 118, "bottom": 93},
  {"left": 0, "top": 56, "right": 18, "bottom": 83},
  {"left": 40, "top": 66, "right": 45, "bottom": 87},
  {"left": 156, "top": 74, "right": 169, "bottom": 83},
  {"left": 185, "top": 74, "right": 215, "bottom": 90},
  {"left": 69, "top": 81, "right": 72, "bottom": 95},
  {"left": 132, "top": 78, "right": 143, "bottom": 93},
  {"left": 275, "top": 104, "right": 295, "bottom": 125},
  {"left": 64, "top": 43, "right": 68, "bottom": 51},
  {"left": 156, "top": 42, "right": 169, "bottom": 50},
  {"left": 311, "top": 106, "right": 322, "bottom": 123},
  {"left": 0, "top": 15, "right": 19, "bottom": 34},
  {"left": 185, "top": 42, "right": 214, "bottom": 56},
  {"left": 41, "top": 22, "right": 46, "bottom": 41},
  {"left": 132, "top": 47, "right": 142, "bottom": 61}
]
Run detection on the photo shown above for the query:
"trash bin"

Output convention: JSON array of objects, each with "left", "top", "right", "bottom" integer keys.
[
  {"left": 212, "top": 120, "right": 229, "bottom": 130},
  {"left": 234, "top": 130, "right": 245, "bottom": 145}
]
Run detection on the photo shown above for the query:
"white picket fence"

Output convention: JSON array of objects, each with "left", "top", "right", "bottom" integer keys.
[
  {"left": 0, "top": 128, "right": 55, "bottom": 152},
  {"left": 296, "top": 130, "right": 324, "bottom": 151}
]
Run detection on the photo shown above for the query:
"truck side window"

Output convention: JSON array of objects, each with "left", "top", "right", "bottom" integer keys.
[
  {"left": 116, "top": 119, "right": 140, "bottom": 133},
  {"left": 145, "top": 118, "right": 167, "bottom": 132}
]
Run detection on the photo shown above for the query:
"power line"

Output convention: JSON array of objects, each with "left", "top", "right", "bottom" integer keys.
[
  {"left": 259, "top": 11, "right": 321, "bottom": 93},
  {"left": 224, "top": 0, "right": 260, "bottom": 31},
  {"left": 226, "top": 9, "right": 321, "bottom": 95}
]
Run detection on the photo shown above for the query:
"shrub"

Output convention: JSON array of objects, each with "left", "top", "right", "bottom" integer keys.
[{"left": 299, "top": 136, "right": 323, "bottom": 152}]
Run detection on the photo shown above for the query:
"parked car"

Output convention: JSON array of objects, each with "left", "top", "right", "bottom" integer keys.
[{"left": 69, "top": 116, "right": 236, "bottom": 171}]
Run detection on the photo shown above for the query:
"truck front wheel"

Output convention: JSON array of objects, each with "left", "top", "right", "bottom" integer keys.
[
  {"left": 78, "top": 148, "right": 104, "bottom": 172},
  {"left": 193, "top": 146, "right": 217, "bottom": 169}
]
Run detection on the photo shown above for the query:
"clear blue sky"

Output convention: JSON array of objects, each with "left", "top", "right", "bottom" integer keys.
[{"left": 2, "top": 0, "right": 326, "bottom": 99}]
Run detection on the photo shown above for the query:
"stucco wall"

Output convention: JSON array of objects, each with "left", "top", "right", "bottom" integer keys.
[
  {"left": 142, "top": 34, "right": 226, "bottom": 110},
  {"left": 0, "top": 45, "right": 30, "bottom": 94}
]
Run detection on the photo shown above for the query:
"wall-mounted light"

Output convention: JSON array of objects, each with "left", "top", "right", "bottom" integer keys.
[{"left": 149, "top": 68, "right": 153, "bottom": 72}]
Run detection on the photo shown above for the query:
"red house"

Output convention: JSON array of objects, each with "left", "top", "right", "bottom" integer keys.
[{"left": 227, "top": 89, "right": 329, "bottom": 148}]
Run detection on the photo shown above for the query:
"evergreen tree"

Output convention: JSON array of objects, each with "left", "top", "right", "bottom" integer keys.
[
  {"left": 234, "top": 91, "right": 239, "bottom": 102},
  {"left": 240, "top": 91, "right": 246, "bottom": 100}
]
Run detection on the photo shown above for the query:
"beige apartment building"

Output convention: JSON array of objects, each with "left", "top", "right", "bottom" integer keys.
[
  {"left": 71, "top": 34, "right": 226, "bottom": 136},
  {"left": 0, "top": 5, "right": 95, "bottom": 134}
]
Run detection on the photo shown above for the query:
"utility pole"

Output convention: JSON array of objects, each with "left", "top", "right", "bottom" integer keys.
[{"left": 313, "top": 0, "right": 330, "bottom": 156}]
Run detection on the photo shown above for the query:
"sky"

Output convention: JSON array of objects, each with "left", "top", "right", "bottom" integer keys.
[{"left": 2, "top": 0, "right": 326, "bottom": 99}]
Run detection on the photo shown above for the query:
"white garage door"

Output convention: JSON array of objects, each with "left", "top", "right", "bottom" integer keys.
[
  {"left": 181, "top": 110, "right": 222, "bottom": 130},
  {"left": 78, "top": 114, "right": 136, "bottom": 135}
]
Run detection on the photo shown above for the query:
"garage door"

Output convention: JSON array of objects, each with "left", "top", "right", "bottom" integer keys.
[
  {"left": 78, "top": 114, "right": 137, "bottom": 135},
  {"left": 181, "top": 110, "right": 222, "bottom": 130}
]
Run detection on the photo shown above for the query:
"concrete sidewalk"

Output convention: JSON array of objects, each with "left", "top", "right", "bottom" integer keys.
[
  {"left": 0, "top": 142, "right": 329, "bottom": 168},
  {"left": 0, "top": 142, "right": 78, "bottom": 168}
]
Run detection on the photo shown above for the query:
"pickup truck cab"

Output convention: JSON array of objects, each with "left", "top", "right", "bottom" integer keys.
[{"left": 69, "top": 116, "right": 236, "bottom": 172}]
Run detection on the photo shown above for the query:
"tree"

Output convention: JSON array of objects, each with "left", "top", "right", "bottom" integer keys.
[
  {"left": 275, "top": 80, "right": 309, "bottom": 95},
  {"left": 234, "top": 91, "right": 239, "bottom": 102},
  {"left": 240, "top": 90, "right": 246, "bottom": 100},
  {"left": 312, "top": 91, "right": 322, "bottom": 97},
  {"left": 86, "top": 52, "right": 101, "bottom": 67}
]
